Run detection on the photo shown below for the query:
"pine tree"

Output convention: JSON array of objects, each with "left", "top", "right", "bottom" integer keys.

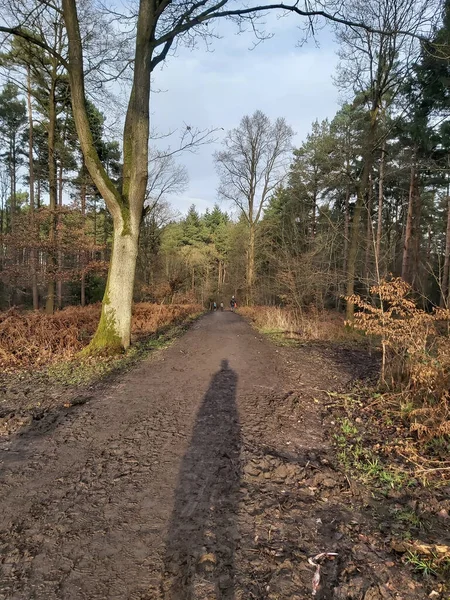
[{"left": 0, "top": 82, "right": 26, "bottom": 233}]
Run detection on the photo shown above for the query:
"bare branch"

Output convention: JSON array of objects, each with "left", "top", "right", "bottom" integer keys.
[{"left": 215, "top": 110, "right": 293, "bottom": 225}]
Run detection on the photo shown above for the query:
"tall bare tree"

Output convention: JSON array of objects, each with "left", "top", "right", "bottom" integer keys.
[{"left": 215, "top": 110, "right": 293, "bottom": 304}]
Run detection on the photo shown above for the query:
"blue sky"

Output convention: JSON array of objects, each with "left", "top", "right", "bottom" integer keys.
[{"left": 149, "top": 15, "right": 340, "bottom": 216}]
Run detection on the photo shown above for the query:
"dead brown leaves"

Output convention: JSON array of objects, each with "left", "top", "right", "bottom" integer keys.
[
  {"left": 347, "top": 278, "right": 450, "bottom": 444},
  {"left": 392, "top": 539, "right": 450, "bottom": 561},
  {"left": 0, "top": 303, "right": 201, "bottom": 371}
]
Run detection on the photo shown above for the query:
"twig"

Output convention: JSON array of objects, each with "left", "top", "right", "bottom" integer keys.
[{"left": 308, "top": 552, "right": 338, "bottom": 596}]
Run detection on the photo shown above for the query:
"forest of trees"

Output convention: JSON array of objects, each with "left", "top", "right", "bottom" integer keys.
[{"left": 0, "top": 0, "right": 449, "bottom": 335}]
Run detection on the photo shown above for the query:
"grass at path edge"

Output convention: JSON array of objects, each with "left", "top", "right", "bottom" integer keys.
[{"left": 47, "top": 310, "right": 205, "bottom": 388}]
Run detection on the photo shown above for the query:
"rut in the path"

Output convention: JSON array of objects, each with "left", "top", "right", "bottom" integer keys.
[{"left": 0, "top": 312, "right": 430, "bottom": 600}]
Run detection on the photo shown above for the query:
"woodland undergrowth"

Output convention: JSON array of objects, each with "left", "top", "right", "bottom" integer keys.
[
  {"left": 335, "top": 278, "right": 450, "bottom": 488},
  {"left": 0, "top": 303, "right": 201, "bottom": 371},
  {"left": 348, "top": 278, "right": 450, "bottom": 448},
  {"left": 243, "top": 282, "right": 450, "bottom": 481}
]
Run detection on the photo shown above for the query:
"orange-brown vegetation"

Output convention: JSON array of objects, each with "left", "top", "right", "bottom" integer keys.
[
  {"left": 0, "top": 303, "right": 201, "bottom": 370},
  {"left": 348, "top": 278, "right": 450, "bottom": 443}
]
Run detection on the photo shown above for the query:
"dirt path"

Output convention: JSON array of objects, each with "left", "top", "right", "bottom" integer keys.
[{"left": 0, "top": 312, "right": 430, "bottom": 599}]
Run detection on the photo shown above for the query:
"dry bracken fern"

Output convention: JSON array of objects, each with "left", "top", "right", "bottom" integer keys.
[{"left": 347, "top": 278, "right": 450, "bottom": 442}]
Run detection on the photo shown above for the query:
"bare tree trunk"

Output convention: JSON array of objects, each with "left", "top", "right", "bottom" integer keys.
[
  {"left": 247, "top": 223, "right": 256, "bottom": 305},
  {"left": 402, "top": 155, "right": 416, "bottom": 284},
  {"left": 375, "top": 141, "right": 385, "bottom": 271},
  {"left": 441, "top": 195, "right": 450, "bottom": 307},
  {"left": 0, "top": 190, "right": 3, "bottom": 235},
  {"left": 80, "top": 174, "right": 86, "bottom": 307},
  {"left": 346, "top": 150, "right": 373, "bottom": 320},
  {"left": 45, "top": 75, "right": 57, "bottom": 314},
  {"left": 343, "top": 186, "right": 350, "bottom": 276},
  {"left": 311, "top": 188, "right": 317, "bottom": 239},
  {"left": 89, "top": 229, "right": 140, "bottom": 350},
  {"left": 102, "top": 204, "right": 108, "bottom": 260},
  {"left": 57, "top": 161, "right": 63, "bottom": 310},
  {"left": 364, "top": 173, "right": 373, "bottom": 287},
  {"left": 10, "top": 138, "right": 16, "bottom": 233},
  {"left": 9, "top": 137, "right": 18, "bottom": 305},
  {"left": 412, "top": 180, "right": 422, "bottom": 289},
  {"left": 93, "top": 197, "right": 97, "bottom": 246},
  {"left": 37, "top": 177, "right": 41, "bottom": 209},
  {"left": 27, "top": 65, "right": 39, "bottom": 310},
  {"left": 393, "top": 195, "right": 402, "bottom": 273}
]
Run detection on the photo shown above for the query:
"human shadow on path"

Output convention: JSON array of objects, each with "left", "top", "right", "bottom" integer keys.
[{"left": 162, "top": 359, "right": 242, "bottom": 600}]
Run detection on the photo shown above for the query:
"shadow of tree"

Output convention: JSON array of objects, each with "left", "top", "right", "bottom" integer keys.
[{"left": 162, "top": 359, "right": 242, "bottom": 600}]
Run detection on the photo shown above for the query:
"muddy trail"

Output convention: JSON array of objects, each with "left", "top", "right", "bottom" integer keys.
[{"left": 0, "top": 312, "right": 438, "bottom": 599}]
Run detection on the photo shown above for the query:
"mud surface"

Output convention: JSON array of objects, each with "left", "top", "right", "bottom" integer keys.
[{"left": 0, "top": 312, "right": 443, "bottom": 599}]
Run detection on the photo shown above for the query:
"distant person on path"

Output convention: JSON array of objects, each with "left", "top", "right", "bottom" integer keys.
[
  {"left": 213, "top": 302, "right": 217, "bottom": 311},
  {"left": 220, "top": 302, "right": 224, "bottom": 311},
  {"left": 230, "top": 296, "right": 237, "bottom": 312}
]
